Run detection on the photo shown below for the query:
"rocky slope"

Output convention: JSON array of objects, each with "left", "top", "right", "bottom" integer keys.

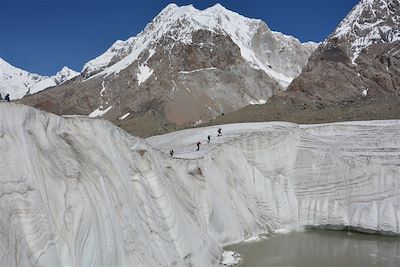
[
  {"left": 20, "top": 4, "right": 316, "bottom": 127},
  {"left": 288, "top": 0, "right": 400, "bottom": 102},
  {"left": 0, "top": 58, "right": 79, "bottom": 100},
  {"left": 203, "top": 0, "right": 400, "bottom": 128},
  {"left": 1, "top": 102, "right": 399, "bottom": 266}
]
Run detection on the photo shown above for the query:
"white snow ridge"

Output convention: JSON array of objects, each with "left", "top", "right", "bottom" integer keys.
[
  {"left": 1, "top": 102, "right": 400, "bottom": 266},
  {"left": 0, "top": 57, "right": 79, "bottom": 99}
]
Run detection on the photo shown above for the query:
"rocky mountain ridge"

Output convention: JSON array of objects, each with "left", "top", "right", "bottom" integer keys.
[
  {"left": 82, "top": 4, "right": 317, "bottom": 87},
  {"left": 330, "top": 0, "right": 399, "bottom": 63},
  {"left": 20, "top": 3, "right": 317, "bottom": 130},
  {"left": 199, "top": 0, "right": 400, "bottom": 130},
  {"left": 287, "top": 0, "right": 400, "bottom": 102}
]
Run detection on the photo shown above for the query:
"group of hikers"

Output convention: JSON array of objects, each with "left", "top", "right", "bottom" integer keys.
[
  {"left": 0, "top": 93, "right": 11, "bottom": 102},
  {"left": 169, "top": 128, "right": 223, "bottom": 157},
  {"left": 196, "top": 128, "right": 222, "bottom": 151}
]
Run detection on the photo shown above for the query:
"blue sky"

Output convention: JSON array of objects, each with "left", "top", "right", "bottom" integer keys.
[{"left": 0, "top": 0, "right": 358, "bottom": 76}]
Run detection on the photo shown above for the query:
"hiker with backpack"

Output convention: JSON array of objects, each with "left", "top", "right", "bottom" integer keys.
[{"left": 196, "top": 142, "right": 201, "bottom": 151}]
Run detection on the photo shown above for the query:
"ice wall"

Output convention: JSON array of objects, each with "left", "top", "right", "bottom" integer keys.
[
  {"left": 1, "top": 103, "right": 399, "bottom": 266},
  {"left": 0, "top": 103, "right": 220, "bottom": 267}
]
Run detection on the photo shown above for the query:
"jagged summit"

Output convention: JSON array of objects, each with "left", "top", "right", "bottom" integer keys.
[
  {"left": 285, "top": 0, "right": 400, "bottom": 106},
  {"left": 328, "top": 0, "right": 400, "bottom": 62},
  {"left": 82, "top": 3, "right": 260, "bottom": 77},
  {"left": 54, "top": 66, "right": 79, "bottom": 84},
  {"left": 152, "top": 3, "right": 261, "bottom": 25},
  {"left": 82, "top": 3, "right": 316, "bottom": 85},
  {"left": 22, "top": 3, "right": 317, "bottom": 133}
]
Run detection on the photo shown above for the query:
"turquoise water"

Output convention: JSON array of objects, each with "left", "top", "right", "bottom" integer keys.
[{"left": 225, "top": 230, "right": 400, "bottom": 267}]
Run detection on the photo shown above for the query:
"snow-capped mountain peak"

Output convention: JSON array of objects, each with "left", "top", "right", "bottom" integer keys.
[
  {"left": 29, "top": 66, "right": 79, "bottom": 95},
  {"left": 81, "top": 37, "right": 136, "bottom": 78},
  {"left": 82, "top": 3, "right": 316, "bottom": 86},
  {"left": 0, "top": 57, "right": 46, "bottom": 99},
  {"left": 53, "top": 66, "right": 79, "bottom": 84},
  {"left": 21, "top": 3, "right": 317, "bottom": 128},
  {"left": 0, "top": 57, "right": 42, "bottom": 83},
  {"left": 0, "top": 57, "right": 79, "bottom": 99},
  {"left": 82, "top": 3, "right": 261, "bottom": 77},
  {"left": 330, "top": 0, "right": 400, "bottom": 62}
]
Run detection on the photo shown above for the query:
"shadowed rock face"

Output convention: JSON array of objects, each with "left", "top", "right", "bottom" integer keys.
[
  {"left": 288, "top": 42, "right": 400, "bottom": 103},
  {"left": 287, "top": 0, "right": 400, "bottom": 104},
  {"left": 20, "top": 4, "right": 316, "bottom": 130},
  {"left": 319, "top": 46, "right": 350, "bottom": 63},
  {"left": 21, "top": 30, "right": 280, "bottom": 126},
  {"left": 198, "top": 1, "right": 400, "bottom": 130}
]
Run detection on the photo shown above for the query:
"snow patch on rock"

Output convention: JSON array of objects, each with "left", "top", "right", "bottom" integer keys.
[
  {"left": 331, "top": 0, "right": 400, "bottom": 62},
  {"left": 88, "top": 105, "right": 112, "bottom": 118},
  {"left": 118, "top": 112, "right": 130, "bottom": 120},
  {"left": 249, "top": 99, "right": 267, "bottom": 105},
  {"left": 179, "top": 67, "right": 219, "bottom": 74},
  {"left": 137, "top": 65, "right": 154, "bottom": 85},
  {"left": 221, "top": 251, "right": 241, "bottom": 266}
]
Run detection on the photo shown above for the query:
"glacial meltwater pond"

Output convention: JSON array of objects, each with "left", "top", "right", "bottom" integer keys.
[{"left": 225, "top": 230, "right": 400, "bottom": 267}]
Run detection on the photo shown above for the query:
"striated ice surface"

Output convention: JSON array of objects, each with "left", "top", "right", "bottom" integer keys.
[{"left": 1, "top": 103, "right": 399, "bottom": 266}]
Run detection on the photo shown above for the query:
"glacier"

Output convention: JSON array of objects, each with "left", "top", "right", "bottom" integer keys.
[{"left": 0, "top": 102, "right": 399, "bottom": 266}]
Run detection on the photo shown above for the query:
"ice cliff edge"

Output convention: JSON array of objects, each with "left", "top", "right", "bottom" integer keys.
[{"left": 1, "top": 102, "right": 399, "bottom": 266}]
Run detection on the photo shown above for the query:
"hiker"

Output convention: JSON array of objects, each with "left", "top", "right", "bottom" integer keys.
[
  {"left": 207, "top": 134, "right": 211, "bottom": 144},
  {"left": 170, "top": 149, "right": 174, "bottom": 157},
  {"left": 196, "top": 141, "right": 201, "bottom": 151},
  {"left": 4, "top": 94, "right": 10, "bottom": 102},
  {"left": 0, "top": 93, "right": 2, "bottom": 100},
  {"left": 217, "top": 128, "right": 222, "bottom": 136}
]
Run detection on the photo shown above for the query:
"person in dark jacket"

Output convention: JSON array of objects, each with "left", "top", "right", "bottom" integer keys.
[
  {"left": 4, "top": 94, "right": 10, "bottom": 102},
  {"left": 207, "top": 135, "right": 211, "bottom": 144},
  {"left": 217, "top": 128, "right": 222, "bottom": 136},
  {"left": 170, "top": 149, "right": 174, "bottom": 157},
  {"left": 196, "top": 142, "right": 201, "bottom": 151}
]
